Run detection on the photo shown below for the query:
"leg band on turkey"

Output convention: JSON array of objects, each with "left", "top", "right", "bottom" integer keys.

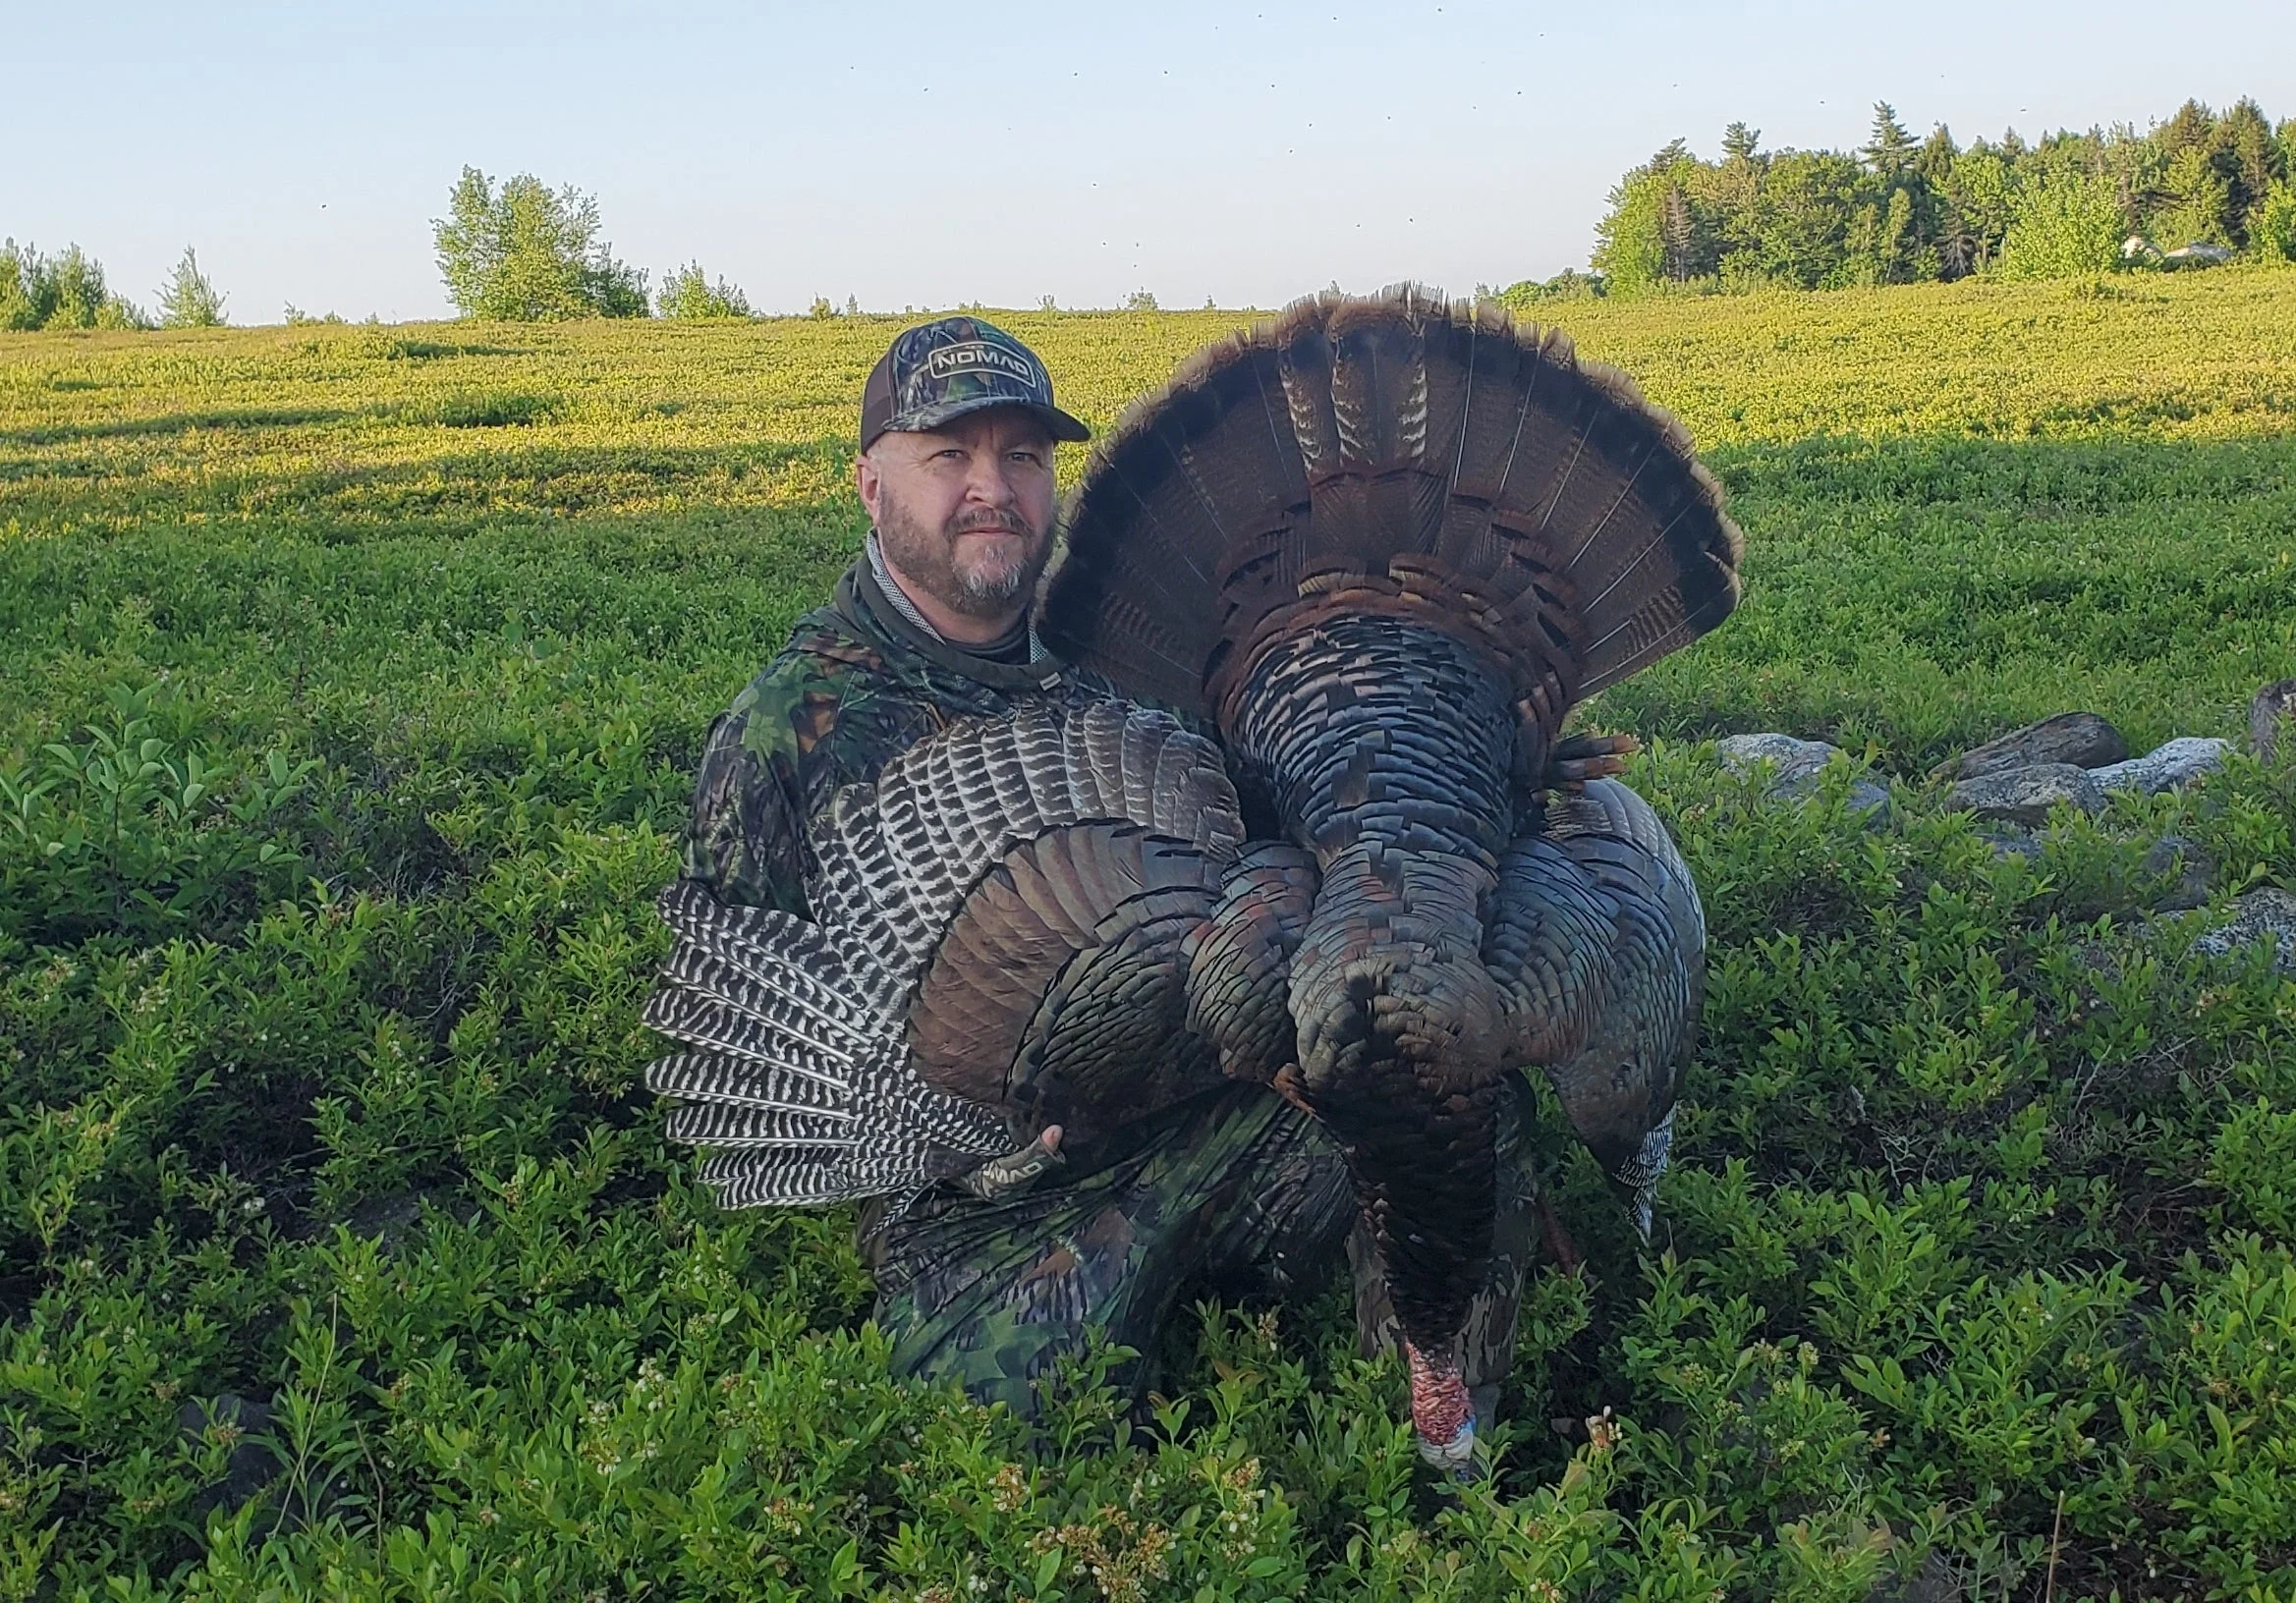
[{"left": 645, "top": 288, "right": 1741, "bottom": 1476}]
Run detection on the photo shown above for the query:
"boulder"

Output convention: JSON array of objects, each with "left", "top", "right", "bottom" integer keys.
[
  {"left": 1715, "top": 732, "right": 1836, "bottom": 786},
  {"left": 2251, "top": 678, "right": 2296, "bottom": 764},
  {"left": 1945, "top": 762, "right": 2103, "bottom": 825},
  {"left": 1932, "top": 712, "right": 2129, "bottom": 781},
  {"left": 1715, "top": 733, "right": 1891, "bottom": 820},
  {"left": 1869, "top": 1553, "right": 1959, "bottom": 1603},
  {"left": 2089, "top": 737, "right": 2230, "bottom": 797},
  {"left": 1976, "top": 827, "right": 2045, "bottom": 865},
  {"left": 2141, "top": 835, "right": 2214, "bottom": 912},
  {"left": 2191, "top": 888, "right": 2296, "bottom": 974},
  {"left": 2161, "top": 241, "right": 2235, "bottom": 268},
  {"left": 180, "top": 1393, "right": 279, "bottom": 1519},
  {"left": 1978, "top": 829, "right": 2212, "bottom": 911}
]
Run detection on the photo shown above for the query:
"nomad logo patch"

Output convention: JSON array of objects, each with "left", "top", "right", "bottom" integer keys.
[{"left": 923, "top": 341, "right": 1040, "bottom": 388}]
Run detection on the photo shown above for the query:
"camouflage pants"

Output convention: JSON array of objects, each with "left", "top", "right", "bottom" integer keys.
[{"left": 863, "top": 1078, "right": 1541, "bottom": 1421}]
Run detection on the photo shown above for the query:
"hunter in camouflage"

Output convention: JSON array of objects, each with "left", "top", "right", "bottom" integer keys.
[{"left": 679, "top": 315, "right": 1536, "bottom": 1423}]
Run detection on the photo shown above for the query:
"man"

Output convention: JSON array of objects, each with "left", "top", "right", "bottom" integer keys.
[{"left": 681, "top": 316, "right": 1357, "bottom": 1415}]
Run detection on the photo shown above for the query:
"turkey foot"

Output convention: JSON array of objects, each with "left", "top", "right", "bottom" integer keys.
[{"left": 955, "top": 1125, "right": 1065, "bottom": 1200}]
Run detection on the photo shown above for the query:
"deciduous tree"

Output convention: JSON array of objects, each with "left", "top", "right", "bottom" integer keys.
[{"left": 432, "top": 167, "right": 648, "bottom": 321}]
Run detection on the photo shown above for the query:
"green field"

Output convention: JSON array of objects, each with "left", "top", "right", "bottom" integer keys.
[{"left": 4, "top": 273, "right": 2294, "bottom": 1598}]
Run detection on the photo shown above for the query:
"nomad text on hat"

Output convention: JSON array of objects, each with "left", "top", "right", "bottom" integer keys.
[{"left": 860, "top": 316, "right": 1091, "bottom": 452}]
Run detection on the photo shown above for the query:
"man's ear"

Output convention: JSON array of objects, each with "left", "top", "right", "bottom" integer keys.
[{"left": 854, "top": 446, "right": 881, "bottom": 523}]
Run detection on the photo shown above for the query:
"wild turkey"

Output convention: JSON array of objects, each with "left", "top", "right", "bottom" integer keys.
[{"left": 646, "top": 288, "right": 1741, "bottom": 1471}]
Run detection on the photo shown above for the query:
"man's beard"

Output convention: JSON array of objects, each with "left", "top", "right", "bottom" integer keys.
[{"left": 874, "top": 490, "right": 1051, "bottom": 620}]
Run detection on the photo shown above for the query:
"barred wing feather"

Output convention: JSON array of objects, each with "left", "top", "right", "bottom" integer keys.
[{"left": 645, "top": 698, "right": 1290, "bottom": 1211}]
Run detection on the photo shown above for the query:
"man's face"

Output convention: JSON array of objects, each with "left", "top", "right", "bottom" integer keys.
[{"left": 857, "top": 408, "right": 1059, "bottom": 622}]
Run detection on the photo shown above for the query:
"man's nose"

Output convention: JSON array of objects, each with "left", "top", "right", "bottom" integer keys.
[{"left": 962, "top": 447, "right": 1020, "bottom": 506}]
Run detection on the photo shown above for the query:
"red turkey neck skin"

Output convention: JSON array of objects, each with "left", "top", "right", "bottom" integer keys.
[{"left": 1226, "top": 612, "right": 1521, "bottom": 1350}]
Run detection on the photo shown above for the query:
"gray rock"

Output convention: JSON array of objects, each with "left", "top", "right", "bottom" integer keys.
[
  {"left": 1934, "top": 712, "right": 2128, "bottom": 781},
  {"left": 345, "top": 1189, "right": 426, "bottom": 1251},
  {"left": 1977, "top": 826, "right": 2045, "bottom": 864},
  {"left": 2089, "top": 737, "right": 2231, "bottom": 797},
  {"left": 1868, "top": 1552, "right": 1959, "bottom": 1603},
  {"left": 2192, "top": 888, "right": 2296, "bottom": 973},
  {"left": 1945, "top": 762, "right": 2104, "bottom": 825},
  {"left": 2162, "top": 241, "right": 2235, "bottom": 268},
  {"left": 1716, "top": 733, "right": 1890, "bottom": 821},
  {"left": 179, "top": 1393, "right": 278, "bottom": 1518},
  {"left": 1716, "top": 732, "right": 1838, "bottom": 785},
  {"left": 1981, "top": 829, "right": 2212, "bottom": 912},
  {"left": 2142, "top": 835, "right": 2213, "bottom": 912},
  {"left": 2251, "top": 679, "right": 2296, "bottom": 764}
]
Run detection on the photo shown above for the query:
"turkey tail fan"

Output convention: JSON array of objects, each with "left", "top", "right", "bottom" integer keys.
[{"left": 1041, "top": 286, "right": 1744, "bottom": 758}]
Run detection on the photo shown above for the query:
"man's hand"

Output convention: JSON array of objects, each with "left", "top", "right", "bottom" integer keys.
[
  {"left": 953, "top": 1125, "right": 1066, "bottom": 1200},
  {"left": 1541, "top": 733, "right": 1641, "bottom": 794}
]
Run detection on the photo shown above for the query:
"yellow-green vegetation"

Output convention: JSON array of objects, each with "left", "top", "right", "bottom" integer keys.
[{"left": 4, "top": 272, "right": 2294, "bottom": 1597}]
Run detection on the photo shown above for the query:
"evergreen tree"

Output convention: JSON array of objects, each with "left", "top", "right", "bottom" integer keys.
[
  {"left": 157, "top": 247, "right": 227, "bottom": 328},
  {"left": 2155, "top": 143, "right": 2232, "bottom": 246},
  {"left": 1862, "top": 102, "right": 1917, "bottom": 174},
  {"left": 0, "top": 240, "right": 49, "bottom": 331},
  {"left": 1569, "top": 94, "right": 2285, "bottom": 294},
  {"left": 1915, "top": 125, "right": 1959, "bottom": 187},
  {"left": 3, "top": 242, "right": 151, "bottom": 330},
  {"left": 1948, "top": 146, "right": 2018, "bottom": 270},
  {"left": 2216, "top": 97, "right": 2283, "bottom": 244},
  {"left": 2158, "top": 99, "right": 2213, "bottom": 157},
  {"left": 1658, "top": 182, "right": 1697, "bottom": 281}
]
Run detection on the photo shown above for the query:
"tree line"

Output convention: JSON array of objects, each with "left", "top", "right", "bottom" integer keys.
[
  {"left": 19, "top": 105, "right": 2295, "bottom": 333},
  {"left": 1520, "top": 96, "right": 2296, "bottom": 303},
  {"left": 1, "top": 243, "right": 225, "bottom": 331}
]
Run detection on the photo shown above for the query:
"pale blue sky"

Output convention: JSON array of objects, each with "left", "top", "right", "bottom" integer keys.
[{"left": 9, "top": 0, "right": 2292, "bottom": 323}]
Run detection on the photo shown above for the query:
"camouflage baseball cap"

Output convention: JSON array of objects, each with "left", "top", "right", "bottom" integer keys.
[{"left": 860, "top": 315, "right": 1090, "bottom": 452}]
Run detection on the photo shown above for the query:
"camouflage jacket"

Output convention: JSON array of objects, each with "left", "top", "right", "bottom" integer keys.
[{"left": 682, "top": 558, "right": 1117, "bottom": 916}]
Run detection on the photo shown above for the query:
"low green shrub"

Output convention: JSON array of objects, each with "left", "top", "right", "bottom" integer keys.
[
  {"left": 3, "top": 297, "right": 2293, "bottom": 1596},
  {"left": 658, "top": 264, "right": 752, "bottom": 321}
]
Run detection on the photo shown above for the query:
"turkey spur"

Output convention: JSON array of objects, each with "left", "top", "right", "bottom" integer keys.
[{"left": 647, "top": 289, "right": 1742, "bottom": 1471}]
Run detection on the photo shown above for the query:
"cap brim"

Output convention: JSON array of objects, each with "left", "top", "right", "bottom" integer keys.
[{"left": 882, "top": 395, "right": 1091, "bottom": 445}]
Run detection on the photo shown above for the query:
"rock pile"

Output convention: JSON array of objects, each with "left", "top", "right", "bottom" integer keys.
[
  {"left": 1929, "top": 712, "right": 2229, "bottom": 824},
  {"left": 1706, "top": 680, "right": 2293, "bottom": 974}
]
